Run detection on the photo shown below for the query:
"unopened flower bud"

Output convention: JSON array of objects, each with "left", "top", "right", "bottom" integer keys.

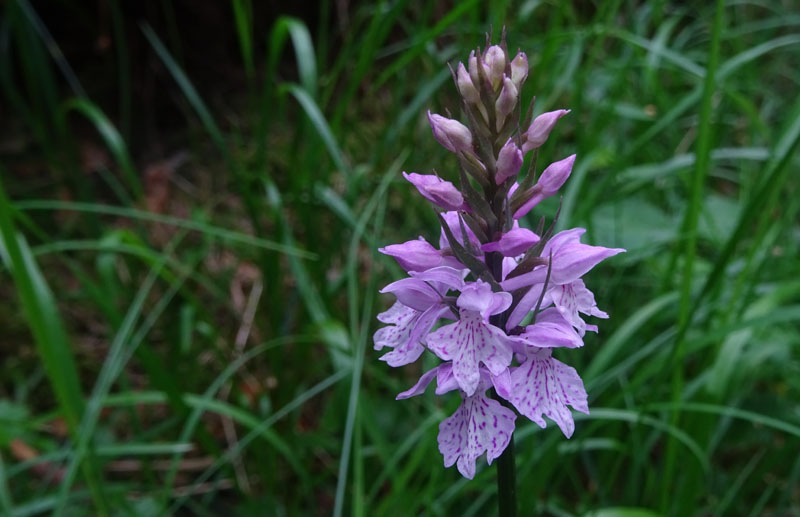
[
  {"left": 481, "top": 227, "right": 540, "bottom": 257},
  {"left": 537, "top": 154, "right": 575, "bottom": 195},
  {"left": 379, "top": 238, "right": 443, "bottom": 272},
  {"left": 522, "top": 109, "right": 570, "bottom": 153},
  {"left": 456, "top": 62, "right": 480, "bottom": 104},
  {"left": 510, "top": 51, "right": 529, "bottom": 89},
  {"left": 428, "top": 111, "right": 473, "bottom": 155},
  {"left": 403, "top": 172, "right": 466, "bottom": 211},
  {"left": 495, "top": 75, "right": 518, "bottom": 127},
  {"left": 468, "top": 50, "right": 481, "bottom": 86},
  {"left": 495, "top": 140, "right": 523, "bottom": 184},
  {"left": 484, "top": 45, "right": 506, "bottom": 89},
  {"left": 513, "top": 154, "right": 576, "bottom": 219}
]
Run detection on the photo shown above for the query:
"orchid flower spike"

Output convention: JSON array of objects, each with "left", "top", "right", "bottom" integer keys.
[{"left": 375, "top": 31, "right": 625, "bottom": 481}]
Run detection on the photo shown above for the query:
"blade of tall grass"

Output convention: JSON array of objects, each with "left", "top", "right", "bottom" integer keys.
[
  {"left": 365, "top": 412, "right": 441, "bottom": 504},
  {"left": 269, "top": 17, "right": 317, "bottom": 98},
  {"left": 141, "top": 22, "right": 274, "bottom": 262},
  {"left": 326, "top": 0, "right": 409, "bottom": 128},
  {"left": 333, "top": 155, "right": 402, "bottom": 517},
  {"left": 159, "top": 336, "right": 313, "bottom": 505},
  {"left": 95, "top": 443, "right": 194, "bottom": 456},
  {"left": 27, "top": 238, "right": 229, "bottom": 305},
  {"left": 574, "top": 409, "right": 709, "bottom": 474},
  {"left": 61, "top": 98, "right": 142, "bottom": 200},
  {"left": 168, "top": 368, "right": 350, "bottom": 513},
  {"left": 231, "top": 0, "right": 254, "bottom": 80},
  {"left": 585, "top": 292, "right": 678, "bottom": 381},
  {"left": 13, "top": 0, "right": 85, "bottom": 97},
  {"left": 647, "top": 402, "right": 800, "bottom": 439},
  {"left": 663, "top": 1, "right": 724, "bottom": 509},
  {"left": 0, "top": 452, "right": 13, "bottom": 516},
  {"left": 54, "top": 232, "right": 185, "bottom": 513},
  {"left": 695, "top": 86, "right": 800, "bottom": 315},
  {"left": 263, "top": 180, "right": 329, "bottom": 324},
  {"left": 371, "top": 0, "right": 478, "bottom": 90},
  {"left": 15, "top": 200, "right": 312, "bottom": 257},
  {"left": 283, "top": 84, "right": 349, "bottom": 174},
  {"left": 0, "top": 173, "right": 108, "bottom": 513},
  {"left": 714, "top": 450, "right": 765, "bottom": 517},
  {"left": 602, "top": 28, "right": 705, "bottom": 78}
]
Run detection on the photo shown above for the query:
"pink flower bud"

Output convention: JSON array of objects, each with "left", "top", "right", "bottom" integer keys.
[
  {"left": 537, "top": 154, "right": 575, "bottom": 195},
  {"left": 457, "top": 62, "right": 480, "bottom": 104},
  {"left": 379, "top": 238, "right": 443, "bottom": 272},
  {"left": 495, "top": 140, "right": 523, "bottom": 184},
  {"left": 495, "top": 75, "right": 518, "bottom": 124},
  {"left": 402, "top": 172, "right": 465, "bottom": 211},
  {"left": 483, "top": 45, "right": 506, "bottom": 89},
  {"left": 510, "top": 51, "right": 528, "bottom": 89},
  {"left": 428, "top": 111, "right": 473, "bottom": 155},
  {"left": 522, "top": 109, "right": 570, "bottom": 153},
  {"left": 468, "top": 50, "right": 481, "bottom": 86},
  {"left": 380, "top": 277, "right": 441, "bottom": 311},
  {"left": 481, "top": 227, "right": 540, "bottom": 257},
  {"left": 513, "top": 154, "right": 576, "bottom": 219}
]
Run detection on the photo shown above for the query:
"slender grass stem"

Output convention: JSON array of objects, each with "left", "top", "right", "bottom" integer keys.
[{"left": 662, "top": 0, "right": 725, "bottom": 511}]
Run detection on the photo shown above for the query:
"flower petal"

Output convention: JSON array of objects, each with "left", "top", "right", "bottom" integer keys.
[
  {"left": 506, "top": 283, "right": 546, "bottom": 330},
  {"left": 482, "top": 227, "right": 540, "bottom": 257},
  {"left": 396, "top": 365, "right": 440, "bottom": 400},
  {"left": 403, "top": 172, "right": 466, "bottom": 211},
  {"left": 456, "top": 281, "right": 494, "bottom": 314},
  {"left": 439, "top": 211, "right": 481, "bottom": 251},
  {"left": 508, "top": 348, "right": 588, "bottom": 438},
  {"left": 427, "top": 311, "right": 514, "bottom": 396},
  {"left": 373, "top": 302, "right": 419, "bottom": 351},
  {"left": 379, "top": 237, "right": 442, "bottom": 272},
  {"left": 512, "top": 308, "right": 584, "bottom": 349},
  {"left": 438, "top": 388, "right": 517, "bottom": 479},
  {"left": 549, "top": 279, "right": 608, "bottom": 336},
  {"left": 410, "top": 266, "right": 468, "bottom": 293},
  {"left": 380, "top": 305, "right": 448, "bottom": 367},
  {"left": 550, "top": 242, "right": 626, "bottom": 285},
  {"left": 381, "top": 277, "right": 441, "bottom": 312}
]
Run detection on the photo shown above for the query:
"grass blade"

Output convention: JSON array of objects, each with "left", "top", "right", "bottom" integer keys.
[
  {"left": 0, "top": 173, "right": 107, "bottom": 513},
  {"left": 15, "top": 199, "right": 313, "bottom": 257},
  {"left": 662, "top": 0, "right": 725, "bottom": 509}
]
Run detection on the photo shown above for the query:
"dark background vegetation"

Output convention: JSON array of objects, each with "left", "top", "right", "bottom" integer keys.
[{"left": 1, "top": 0, "right": 799, "bottom": 515}]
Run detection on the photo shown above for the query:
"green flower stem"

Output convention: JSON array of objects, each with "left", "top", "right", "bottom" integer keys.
[{"left": 494, "top": 394, "right": 518, "bottom": 517}]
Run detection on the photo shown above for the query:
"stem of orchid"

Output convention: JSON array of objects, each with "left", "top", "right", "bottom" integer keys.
[
  {"left": 487, "top": 248, "right": 517, "bottom": 517},
  {"left": 494, "top": 394, "right": 517, "bottom": 517}
]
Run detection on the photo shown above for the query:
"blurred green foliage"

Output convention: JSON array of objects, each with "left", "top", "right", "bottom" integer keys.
[{"left": 0, "top": 0, "right": 799, "bottom": 515}]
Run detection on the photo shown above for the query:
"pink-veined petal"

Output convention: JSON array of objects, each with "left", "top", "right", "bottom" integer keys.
[
  {"left": 438, "top": 388, "right": 516, "bottom": 479},
  {"left": 380, "top": 305, "right": 448, "bottom": 367},
  {"left": 427, "top": 311, "right": 514, "bottom": 396},
  {"left": 549, "top": 279, "right": 609, "bottom": 336},
  {"left": 373, "top": 302, "right": 419, "bottom": 351},
  {"left": 508, "top": 348, "right": 588, "bottom": 438},
  {"left": 512, "top": 308, "right": 584, "bottom": 349}
]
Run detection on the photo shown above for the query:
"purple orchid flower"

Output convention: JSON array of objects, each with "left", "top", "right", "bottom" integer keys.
[{"left": 374, "top": 35, "right": 624, "bottom": 482}]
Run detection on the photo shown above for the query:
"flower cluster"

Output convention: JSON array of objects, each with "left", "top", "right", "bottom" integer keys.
[{"left": 375, "top": 36, "right": 624, "bottom": 479}]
